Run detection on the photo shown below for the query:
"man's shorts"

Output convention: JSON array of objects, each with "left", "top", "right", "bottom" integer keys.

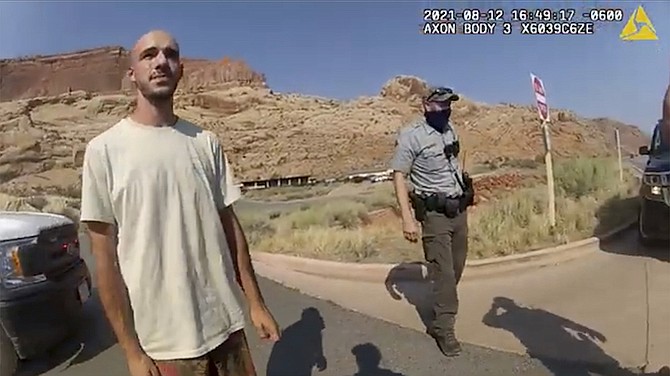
[{"left": 154, "top": 330, "right": 256, "bottom": 376}]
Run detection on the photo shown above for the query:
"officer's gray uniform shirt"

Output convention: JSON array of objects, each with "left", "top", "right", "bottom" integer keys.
[{"left": 390, "top": 119, "right": 464, "bottom": 196}]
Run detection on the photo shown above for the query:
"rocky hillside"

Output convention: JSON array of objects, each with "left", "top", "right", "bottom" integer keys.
[
  {"left": 0, "top": 47, "right": 649, "bottom": 197},
  {"left": 0, "top": 46, "right": 266, "bottom": 101}
]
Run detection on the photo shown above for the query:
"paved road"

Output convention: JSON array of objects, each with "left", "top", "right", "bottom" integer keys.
[
  {"left": 14, "top": 246, "right": 651, "bottom": 376},
  {"left": 252, "top": 227, "right": 670, "bottom": 376}
]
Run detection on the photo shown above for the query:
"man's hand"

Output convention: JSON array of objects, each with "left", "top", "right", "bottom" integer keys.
[
  {"left": 250, "top": 304, "right": 281, "bottom": 342},
  {"left": 402, "top": 219, "right": 419, "bottom": 242},
  {"left": 126, "top": 351, "right": 161, "bottom": 376},
  {"left": 393, "top": 171, "right": 419, "bottom": 243},
  {"left": 219, "top": 206, "right": 281, "bottom": 343}
]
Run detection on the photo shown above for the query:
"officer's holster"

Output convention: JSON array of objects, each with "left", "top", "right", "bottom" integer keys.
[{"left": 409, "top": 192, "right": 427, "bottom": 222}]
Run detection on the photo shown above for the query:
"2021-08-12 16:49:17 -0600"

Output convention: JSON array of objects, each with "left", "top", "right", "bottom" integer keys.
[{"left": 421, "top": 8, "right": 596, "bottom": 35}]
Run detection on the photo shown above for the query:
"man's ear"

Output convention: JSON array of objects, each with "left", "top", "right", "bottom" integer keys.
[
  {"left": 127, "top": 67, "right": 136, "bottom": 84},
  {"left": 177, "top": 62, "right": 184, "bottom": 81}
]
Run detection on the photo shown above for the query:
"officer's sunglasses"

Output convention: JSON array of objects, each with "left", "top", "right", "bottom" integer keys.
[{"left": 425, "top": 87, "right": 455, "bottom": 102}]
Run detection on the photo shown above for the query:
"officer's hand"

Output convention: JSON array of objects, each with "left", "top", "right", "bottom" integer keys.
[{"left": 402, "top": 219, "right": 419, "bottom": 243}]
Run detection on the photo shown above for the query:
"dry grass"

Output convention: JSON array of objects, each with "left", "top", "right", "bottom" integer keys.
[
  {"left": 242, "top": 183, "right": 338, "bottom": 201},
  {"left": 468, "top": 158, "right": 639, "bottom": 258},
  {"left": 238, "top": 157, "right": 640, "bottom": 263}
]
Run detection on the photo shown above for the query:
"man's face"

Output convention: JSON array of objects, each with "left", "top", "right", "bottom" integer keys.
[{"left": 128, "top": 31, "right": 183, "bottom": 101}]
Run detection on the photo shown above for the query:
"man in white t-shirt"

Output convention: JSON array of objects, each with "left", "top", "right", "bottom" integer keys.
[{"left": 80, "top": 30, "right": 280, "bottom": 376}]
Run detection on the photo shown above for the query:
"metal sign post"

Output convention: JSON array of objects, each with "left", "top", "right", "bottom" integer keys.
[
  {"left": 530, "top": 73, "right": 556, "bottom": 228},
  {"left": 614, "top": 129, "right": 623, "bottom": 182}
]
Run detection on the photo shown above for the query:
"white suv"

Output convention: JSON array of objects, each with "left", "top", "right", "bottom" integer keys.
[{"left": 0, "top": 211, "right": 92, "bottom": 376}]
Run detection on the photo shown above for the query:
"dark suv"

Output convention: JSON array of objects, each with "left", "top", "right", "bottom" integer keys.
[
  {"left": 0, "top": 211, "right": 92, "bottom": 375},
  {"left": 637, "top": 121, "right": 670, "bottom": 246}
]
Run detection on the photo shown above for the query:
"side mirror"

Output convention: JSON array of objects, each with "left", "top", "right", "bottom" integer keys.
[{"left": 639, "top": 146, "right": 649, "bottom": 155}]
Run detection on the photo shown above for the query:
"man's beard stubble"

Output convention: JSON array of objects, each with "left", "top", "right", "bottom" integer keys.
[{"left": 136, "top": 80, "right": 177, "bottom": 102}]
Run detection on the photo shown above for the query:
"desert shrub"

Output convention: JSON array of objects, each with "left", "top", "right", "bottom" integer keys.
[
  {"left": 468, "top": 162, "right": 639, "bottom": 258},
  {"left": 237, "top": 212, "right": 276, "bottom": 245},
  {"left": 254, "top": 226, "right": 380, "bottom": 262},
  {"left": 355, "top": 184, "right": 397, "bottom": 211},
  {"left": 280, "top": 200, "right": 368, "bottom": 230},
  {"left": 553, "top": 157, "right": 618, "bottom": 199}
]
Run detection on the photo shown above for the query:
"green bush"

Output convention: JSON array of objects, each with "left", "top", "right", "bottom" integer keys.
[
  {"left": 282, "top": 200, "right": 368, "bottom": 230},
  {"left": 237, "top": 212, "right": 276, "bottom": 245},
  {"left": 554, "top": 157, "right": 618, "bottom": 199}
]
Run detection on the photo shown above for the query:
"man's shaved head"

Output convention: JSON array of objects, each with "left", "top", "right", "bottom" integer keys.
[
  {"left": 127, "top": 29, "right": 183, "bottom": 102},
  {"left": 131, "top": 30, "right": 180, "bottom": 65}
]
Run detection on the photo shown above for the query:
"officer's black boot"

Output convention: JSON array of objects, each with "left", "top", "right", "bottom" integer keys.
[{"left": 429, "top": 315, "right": 461, "bottom": 357}]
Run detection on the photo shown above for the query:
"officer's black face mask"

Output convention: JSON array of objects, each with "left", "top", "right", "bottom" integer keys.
[{"left": 425, "top": 108, "right": 451, "bottom": 131}]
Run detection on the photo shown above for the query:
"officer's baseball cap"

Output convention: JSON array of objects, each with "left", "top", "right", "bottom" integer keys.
[{"left": 424, "top": 86, "right": 460, "bottom": 103}]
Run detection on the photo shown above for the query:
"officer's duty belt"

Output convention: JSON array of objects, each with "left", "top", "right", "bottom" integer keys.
[{"left": 410, "top": 192, "right": 466, "bottom": 218}]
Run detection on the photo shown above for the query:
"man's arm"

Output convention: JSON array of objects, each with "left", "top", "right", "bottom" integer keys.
[
  {"left": 390, "top": 131, "right": 416, "bottom": 223},
  {"left": 79, "top": 144, "right": 144, "bottom": 360},
  {"left": 218, "top": 206, "right": 266, "bottom": 309},
  {"left": 87, "top": 222, "right": 144, "bottom": 359},
  {"left": 210, "top": 138, "right": 267, "bottom": 309},
  {"left": 393, "top": 172, "right": 414, "bottom": 223}
]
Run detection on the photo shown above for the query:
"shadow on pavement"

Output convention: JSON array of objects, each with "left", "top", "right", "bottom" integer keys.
[
  {"left": 594, "top": 196, "right": 669, "bottom": 263},
  {"left": 266, "top": 307, "right": 327, "bottom": 376},
  {"left": 15, "top": 288, "right": 117, "bottom": 376},
  {"left": 481, "top": 296, "right": 651, "bottom": 376},
  {"left": 350, "top": 343, "right": 405, "bottom": 376},
  {"left": 384, "top": 263, "right": 432, "bottom": 333}
]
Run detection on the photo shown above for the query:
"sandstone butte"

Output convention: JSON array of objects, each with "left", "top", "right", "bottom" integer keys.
[{"left": 0, "top": 46, "right": 649, "bottom": 197}]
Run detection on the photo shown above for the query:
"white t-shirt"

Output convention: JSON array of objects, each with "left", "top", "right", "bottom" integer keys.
[{"left": 80, "top": 117, "right": 246, "bottom": 360}]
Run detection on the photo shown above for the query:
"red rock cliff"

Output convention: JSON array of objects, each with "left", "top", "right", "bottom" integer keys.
[{"left": 0, "top": 46, "right": 267, "bottom": 101}]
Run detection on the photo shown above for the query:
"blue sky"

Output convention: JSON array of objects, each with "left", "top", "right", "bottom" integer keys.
[{"left": 0, "top": 1, "right": 668, "bottom": 134}]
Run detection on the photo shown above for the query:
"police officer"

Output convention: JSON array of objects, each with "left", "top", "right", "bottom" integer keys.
[{"left": 390, "top": 86, "right": 474, "bottom": 357}]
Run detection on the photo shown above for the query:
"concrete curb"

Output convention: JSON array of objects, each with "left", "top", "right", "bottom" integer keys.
[{"left": 251, "top": 219, "right": 637, "bottom": 283}]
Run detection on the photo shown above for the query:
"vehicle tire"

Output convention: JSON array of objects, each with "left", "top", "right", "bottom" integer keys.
[
  {"left": 637, "top": 212, "right": 653, "bottom": 248},
  {"left": 0, "top": 326, "right": 18, "bottom": 376},
  {"left": 638, "top": 229, "right": 653, "bottom": 248}
]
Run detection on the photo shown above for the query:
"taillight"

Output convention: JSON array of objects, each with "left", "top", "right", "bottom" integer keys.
[{"left": 60, "top": 238, "right": 80, "bottom": 256}]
